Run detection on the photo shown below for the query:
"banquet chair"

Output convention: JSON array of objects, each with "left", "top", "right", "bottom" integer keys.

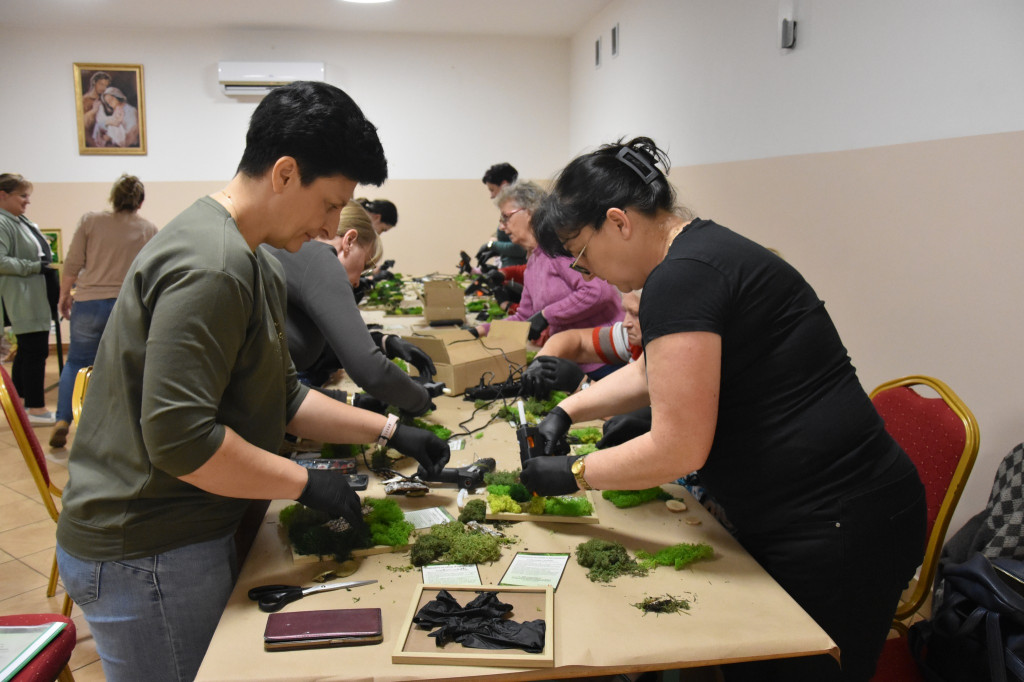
[
  {"left": 869, "top": 375, "right": 979, "bottom": 681},
  {"left": 0, "top": 365, "right": 74, "bottom": 618},
  {"left": 0, "top": 613, "right": 76, "bottom": 682},
  {"left": 71, "top": 366, "right": 92, "bottom": 424}
]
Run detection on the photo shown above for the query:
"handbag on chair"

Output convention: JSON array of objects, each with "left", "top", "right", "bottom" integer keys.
[{"left": 909, "top": 552, "right": 1024, "bottom": 682}]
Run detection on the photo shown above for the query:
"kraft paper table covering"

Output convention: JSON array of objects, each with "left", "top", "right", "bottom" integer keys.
[{"left": 196, "top": 309, "right": 837, "bottom": 681}]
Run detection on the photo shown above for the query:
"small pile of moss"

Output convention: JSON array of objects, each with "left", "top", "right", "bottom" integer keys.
[
  {"left": 544, "top": 496, "right": 594, "bottom": 516},
  {"left": 633, "top": 594, "right": 693, "bottom": 615},
  {"left": 576, "top": 539, "right": 649, "bottom": 583},
  {"left": 483, "top": 469, "right": 520, "bottom": 486},
  {"left": 278, "top": 498, "right": 413, "bottom": 562},
  {"left": 636, "top": 543, "right": 714, "bottom": 571},
  {"left": 486, "top": 483, "right": 530, "bottom": 502},
  {"left": 602, "top": 487, "right": 673, "bottom": 509},
  {"left": 569, "top": 427, "right": 602, "bottom": 444},
  {"left": 409, "top": 520, "right": 501, "bottom": 567},
  {"left": 458, "top": 499, "right": 487, "bottom": 523},
  {"left": 574, "top": 444, "right": 598, "bottom": 456},
  {"left": 487, "top": 493, "right": 522, "bottom": 514}
]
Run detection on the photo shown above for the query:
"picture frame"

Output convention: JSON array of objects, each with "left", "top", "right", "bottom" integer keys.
[
  {"left": 393, "top": 584, "right": 554, "bottom": 668},
  {"left": 73, "top": 63, "right": 147, "bottom": 155},
  {"left": 40, "top": 229, "right": 62, "bottom": 264}
]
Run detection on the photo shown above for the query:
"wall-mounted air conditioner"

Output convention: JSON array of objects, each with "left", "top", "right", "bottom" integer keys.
[{"left": 218, "top": 61, "right": 325, "bottom": 96}]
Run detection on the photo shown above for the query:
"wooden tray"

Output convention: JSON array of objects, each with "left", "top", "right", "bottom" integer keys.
[
  {"left": 392, "top": 584, "right": 554, "bottom": 668},
  {"left": 484, "top": 490, "right": 600, "bottom": 524}
]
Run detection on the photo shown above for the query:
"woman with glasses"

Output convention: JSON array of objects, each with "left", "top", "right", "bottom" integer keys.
[
  {"left": 521, "top": 137, "right": 926, "bottom": 681},
  {"left": 264, "top": 201, "right": 438, "bottom": 417},
  {"left": 475, "top": 181, "right": 622, "bottom": 371}
]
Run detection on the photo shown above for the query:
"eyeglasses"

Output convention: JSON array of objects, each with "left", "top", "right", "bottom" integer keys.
[
  {"left": 569, "top": 232, "right": 595, "bottom": 275},
  {"left": 498, "top": 208, "right": 525, "bottom": 226}
]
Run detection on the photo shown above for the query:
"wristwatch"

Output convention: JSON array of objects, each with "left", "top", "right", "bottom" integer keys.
[{"left": 571, "top": 455, "right": 593, "bottom": 491}]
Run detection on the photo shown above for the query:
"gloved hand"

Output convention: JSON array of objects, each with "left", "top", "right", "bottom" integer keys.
[
  {"left": 537, "top": 405, "right": 572, "bottom": 456},
  {"left": 412, "top": 375, "right": 447, "bottom": 398},
  {"left": 521, "top": 356, "right": 585, "bottom": 398},
  {"left": 374, "top": 268, "right": 395, "bottom": 281},
  {"left": 388, "top": 423, "right": 450, "bottom": 479},
  {"left": 527, "top": 311, "right": 549, "bottom": 342},
  {"left": 383, "top": 335, "right": 437, "bottom": 379},
  {"left": 353, "top": 392, "right": 388, "bottom": 414},
  {"left": 597, "top": 407, "right": 653, "bottom": 448},
  {"left": 297, "top": 469, "right": 366, "bottom": 532},
  {"left": 379, "top": 259, "right": 395, "bottom": 271},
  {"left": 353, "top": 276, "right": 372, "bottom": 303},
  {"left": 520, "top": 455, "right": 582, "bottom": 497},
  {"left": 458, "top": 251, "right": 473, "bottom": 275},
  {"left": 476, "top": 243, "right": 498, "bottom": 263},
  {"left": 460, "top": 325, "right": 480, "bottom": 338}
]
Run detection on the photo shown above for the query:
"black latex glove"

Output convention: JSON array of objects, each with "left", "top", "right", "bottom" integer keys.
[
  {"left": 494, "top": 282, "right": 522, "bottom": 307},
  {"left": 476, "top": 244, "right": 498, "bottom": 263},
  {"left": 460, "top": 325, "right": 480, "bottom": 338},
  {"left": 458, "top": 251, "right": 473, "bottom": 275},
  {"left": 521, "top": 356, "right": 585, "bottom": 399},
  {"left": 297, "top": 469, "right": 366, "bottom": 532},
  {"left": 412, "top": 375, "right": 447, "bottom": 398},
  {"left": 536, "top": 405, "right": 572, "bottom": 456},
  {"left": 597, "top": 407, "right": 653, "bottom": 448},
  {"left": 388, "top": 423, "right": 451, "bottom": 479},
  {"left": 380, "top": 259, "right": 395, "bottom": 271},
  {"left": 374, "top": 269, "right": 395, "bottom": 281},
  {"left": 384, "top": 335, "right": 437, "bottom": 378},
  {"left": 353, "top": 276, "right": 372, "bottom": 303},
  {"left": 527, "top": 311, "right": 549, "bottom": 342},
  {"left": 520, "top": 454, "right": 581, "bottom": 497},
  {"left": 353, "top": 392, "right": 388, "bottom": 414}
]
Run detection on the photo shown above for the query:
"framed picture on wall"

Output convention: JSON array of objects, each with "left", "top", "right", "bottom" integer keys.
[
  {"left": 40, "top": 229, "right": 62, "bottom": 263},
  {"left": 73, "top": 63, "right": 147, "bottom": 155}
]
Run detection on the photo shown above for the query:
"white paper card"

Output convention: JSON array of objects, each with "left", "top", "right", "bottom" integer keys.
[
  {"left": 420, "top": 563, "right": 482, "bottom": 586},
  {"left": 403, "top": 506, "right": 455, "bottom": 530},
  {"left": 499, "top": 552, "right": 570, "bottom": 589}
]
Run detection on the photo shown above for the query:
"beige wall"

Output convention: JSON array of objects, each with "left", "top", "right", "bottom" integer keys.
[{"left": 29, "top": 130, "right": 1023, "bottom": 532}]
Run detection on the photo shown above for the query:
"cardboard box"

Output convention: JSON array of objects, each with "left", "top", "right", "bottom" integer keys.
[
  {"left": 402, "top": 320, "right": 530, "bottom": 395},
  {"left": 420, "top": 280, "right": 465, "bottom": 325}
]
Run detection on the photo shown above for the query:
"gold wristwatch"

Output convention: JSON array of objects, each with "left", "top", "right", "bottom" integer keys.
[{"left": 571, "top": 456, "right": 593, "bottom": 491}]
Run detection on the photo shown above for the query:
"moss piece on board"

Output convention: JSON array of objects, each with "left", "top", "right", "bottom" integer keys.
[
  {"left": 636, "top": 543, "right": 715, "bottom": 571},
  {"left": 601, "top": 487, "right": 672, "bottom": 509}
]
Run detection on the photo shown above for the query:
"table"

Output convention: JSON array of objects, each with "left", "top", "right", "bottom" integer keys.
[{"left": 196, "top": 311, "right": 838, "bottom": 681}]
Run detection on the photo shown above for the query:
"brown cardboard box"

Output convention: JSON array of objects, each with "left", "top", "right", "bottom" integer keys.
[
  {"left": 420, "top": 280, "right": 465, "bottom": 325},
  {"left": 401, "top": 320, "right": 530, "bottom": 395}
]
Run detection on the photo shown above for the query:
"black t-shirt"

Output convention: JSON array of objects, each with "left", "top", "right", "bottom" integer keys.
[{"left": 641, "top": 219, "right": 902, "bottom": 534}]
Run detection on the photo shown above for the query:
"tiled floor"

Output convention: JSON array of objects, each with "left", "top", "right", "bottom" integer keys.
[{"left": 0, "top": 351, "right": 106, "bottom": 681}]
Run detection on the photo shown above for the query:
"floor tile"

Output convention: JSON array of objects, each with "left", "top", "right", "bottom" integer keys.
[
  {"left": 0, "top": 519, "right": 57, "bottom": 559},
  {"left": 0, "top": 496, "right": 52, "bottom": 533},
  {"left": 0, "top": 559, "right": 48, "bottom": 601}
]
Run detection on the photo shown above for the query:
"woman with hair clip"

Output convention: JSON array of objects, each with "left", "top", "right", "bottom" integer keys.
[
  {"left": 49, "top": 174, "right": 158, "bottom": 447},
  {"left": 265, "top": 201, "right": 441, "bottom": 418},
  {"left": 521, "top": 137, "right": 927, "bottom": 681},
  {"left": 0, "top": 172, "right": 58, "bottom": 425}
]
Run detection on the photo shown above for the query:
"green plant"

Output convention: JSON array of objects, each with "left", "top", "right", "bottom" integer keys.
[
  {"left": 575, "top": 538, "right": 648, "bottom": 583},
  {"left": 602, "top": 487, "right": 673, "bottom": 509}
]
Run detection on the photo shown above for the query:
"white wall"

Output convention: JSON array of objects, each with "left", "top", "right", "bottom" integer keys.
[
  {"left": 569, "top": 0, "right": 1024, "bottom": 536},
  {"left": 569, "top": 0, "right": 1024, "bottom": 162},
  {"left": 0, "top": 26, "right": 570, "bottom": 182}
]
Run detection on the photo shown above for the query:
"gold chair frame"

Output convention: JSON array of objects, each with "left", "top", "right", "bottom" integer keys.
[
  {"left": 0, "top": 368, "right": 74, "bottom": 617},
  {"left": 71, "top": 366, "right": 92, "bottom": 424},
  {"left": 870, "top": 374, "right": 980, "bottom": 631}
]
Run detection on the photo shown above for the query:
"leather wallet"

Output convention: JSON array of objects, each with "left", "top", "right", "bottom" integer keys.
[{"left": 263, "top": 608, "right": 383, "bottom": 650}]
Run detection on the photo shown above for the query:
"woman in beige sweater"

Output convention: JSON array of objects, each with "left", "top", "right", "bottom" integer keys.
[{"left": 50, "top": 174, "right": 157, "bottom": 447}]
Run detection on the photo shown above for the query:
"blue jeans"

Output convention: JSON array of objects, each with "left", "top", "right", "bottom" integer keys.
[
  {"left": 56, "top": 535, "right": 237, "bottom": 682},
  {"left": 55, "top": 298, "right": 116, "bottom": 423}
]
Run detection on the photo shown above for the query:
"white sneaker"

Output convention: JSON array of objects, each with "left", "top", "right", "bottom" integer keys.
[{"left": 27, "top": 411, "right": 57, "bottom": 426}]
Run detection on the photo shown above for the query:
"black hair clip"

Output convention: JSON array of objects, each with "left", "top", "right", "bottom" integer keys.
[{"left": 615, "top": 146, "right": 660, "bottom": 185}]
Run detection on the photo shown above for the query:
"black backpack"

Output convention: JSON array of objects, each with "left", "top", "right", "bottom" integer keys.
[{"left": 909, "top": 553, "right": 1024, "bottom": 682}]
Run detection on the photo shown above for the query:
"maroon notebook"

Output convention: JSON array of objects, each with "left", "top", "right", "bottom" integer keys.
[{"left": 263, "top": 608, "right": 383, "bottom": 650}]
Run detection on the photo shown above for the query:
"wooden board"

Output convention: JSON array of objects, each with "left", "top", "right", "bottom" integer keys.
[
  {"left": 484, "top": 490, "right": 600, "bottom": 524},
  {"left": 392, "top": 584, "right": 554, "bottom": 668}
]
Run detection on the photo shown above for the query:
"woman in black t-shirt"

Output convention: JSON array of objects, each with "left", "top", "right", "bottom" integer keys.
[{"left": 521, "top": 137, "right": 926, "bottom": 682}]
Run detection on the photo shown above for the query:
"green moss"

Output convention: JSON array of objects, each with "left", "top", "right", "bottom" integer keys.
[
  {"left": 544, "top": 496, "right": 594, "bottom": 517},
  {"left": 574, "top": 444, "right": 598, "bottom": 456},
  {"left": 320, "top": 443, "right": 361, "bottom": 457},
  {"left": 407, "top": 418, "right": 452, "bottom": 441},
  {"left": 524, "top": 495, "right": 546, "bottom": 515},
  {"left": 409, "top": 520, "right": 501, "bottom": 566},
  {"left": 636, "top": 543, "right": 715, "bottom": 571},
  {"left": 364, "top": 498, "right": 414, "bottom": 547},
  {"left": 575, "top": 538, "right": 648, "bottom": 583},
  {"left": 488, "top": 494, "right": 522, "bottom": 514},
  {"left": 602, "top": 487, "right": 673, "bottom": 509},
  {"left": 507, "top": 482, "right": 531, "bottom": 503},
  {"left": 458, "top": 499, "right": 487, "bottom": 523},
  {"left": 525, "top": 350, "right": 537, "bottom": 364},
  {"left": 569, "top": 427, "right": 602, "bottom": 444},
  {"left": 391, "top": 357, "right": 409, "bottom": 372},
  {"left": 495, "top": 391, "right": 568, "bottom": 423},
  {"left": 486, "top": 484, "right": 511, "bottom": 496},
  {"left": 483, "top": 469, "right": 520, "bottom": 487}
]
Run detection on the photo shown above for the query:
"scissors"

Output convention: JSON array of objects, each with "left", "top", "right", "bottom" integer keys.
[{"left": 247, "top": 579, "right": 377, "bottom": 613}]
